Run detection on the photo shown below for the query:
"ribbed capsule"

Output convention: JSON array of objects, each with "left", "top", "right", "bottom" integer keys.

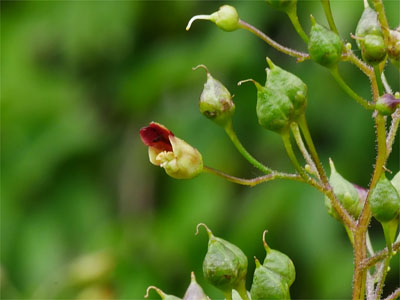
[
  {"left": 324, "top": 159, "right": 363, "bottom": 220},
  {"left": 308, "top": 16, "right": 343, "bottom": 68},
  {"left": 262, "top": 231, "right": 295, "bottom": 287},
  {"left": 250, "top": 258, "right": 290, "bottom": 300},
  {"left": 194, "top": 65, "right": 235, "bottom": 127},
  {"left": 197, "top": 224, "right": 248, "bottom": 294},
  {"left": 369, "top": 174, "right": 400, "bottom": 223},
  {"left": 183, "top": 272, "right": 208, "bottom": 300}
]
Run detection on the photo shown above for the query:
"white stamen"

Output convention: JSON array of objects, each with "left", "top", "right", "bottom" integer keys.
[{"left": 186, "top": 15, "right": 211, "bottom": 31}]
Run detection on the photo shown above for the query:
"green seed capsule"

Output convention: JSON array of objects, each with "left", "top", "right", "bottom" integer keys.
[
  {"left": 389, "top": 29, "right": 400, "bottom": 68},
  {"left": 250, "top": 258, "right": 290, "bottom": 300},
  {"left": 197, "top": 223, "right": 248, "bottom": 294},
  {"left": 375, "top": 94, "right": 400, "bottom": 115},
  {"left": 265, "top": 0, "right": 297, "bottom": 12},
  {"left": 265, "top": 58, "right": 307, "bottom": 119},
  {"left": 391, "top": 171, "right": 400, "bottom": 195},
  {"left": 186, "top": 5, "right": 239, "bottom": 32},
  {"left": 194, "top": 65, "right": 235, "bottom": 127},
  {"left": 324, "top": 159, "right": 362, "bottom": 220},
  {"left": 262, "top": 231, "right": 295, "bottom": 287},
  {"left": 360, "top": 34, "right": 387, "bottom": 65},
  {"left": 183, "top": 272, "right": 208, "bottom": 300},
  {"left": 370, "top": 174, "right": 400, "bottom": 223},
  {"left": 308, "top": 16, "right": 343, "bottom": 68},
  {"left": 145, "top": 286, "right": 181, "bottom": 300},
  {"left": 355, "top": 7, "right": 383, "bottom": 48}
]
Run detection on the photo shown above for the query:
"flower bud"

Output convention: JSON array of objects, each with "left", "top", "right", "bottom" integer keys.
[
  {"left": 388, "top": 29, "right": 400, "bottom": 63},
  {"left": 262, "top": 231, "right": 295, "bottom": 287},
  {"left": 197, "top": 223, "right": 248, "bottom": 294},
  {"left": 145, "top": 286, "right": 181, "bottom": 300},
  {"left": 375, "top": 94, "right": 400, "bottom": 115},
  {"left": 183, "top": 272, "right": 208, "bottom": 300},
  {"left": 265, "top": 0, "right": 297, "bottom": 12},
  {"left": 186, "top": 5, "right": 239, "bottom": 32},
  {"left": 324, "top": 159, "right": 362, "bottom": 220},
  {"left": 369, "top": 174, "right": 400, "bottom": 223},
  {"left": 140, "top": 122, "right": 203, "bottom": 179},
  {"left": 308, "top": 16, "right": 343, "bottom": 68},
  {"left": 194, "top": 65, "right": 235, "bottom": 127},
  {"left": 355, "top": 7, "right": 383, "bottom": 48},
  {"left": 265, "top": 58, "right": 307, "bottom": 119},
  {"left": 250, "top": 258, "right": 290, "bottom": 300},
  {"left": 360, "top": 34, "right": 387, "bottom": 65}
]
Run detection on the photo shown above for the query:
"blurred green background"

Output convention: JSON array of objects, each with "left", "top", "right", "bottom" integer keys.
[{"left": 1, "top": 1, "right": 399, "bottom": 299}]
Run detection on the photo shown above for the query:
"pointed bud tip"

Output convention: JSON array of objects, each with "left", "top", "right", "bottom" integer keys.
[
  {"left": 237, "top": 78, "right": 261, "bottom": 90},
  {"left": 192, "top": 64, "right": 209, "bottom": 74},
  {"left": 186, "top": 15, "right": 212, "bottom": 31},
  {"left": 190, "top": 271, "right": 197, "bottom": 282},
  {"left": 254, "top": 256, "right": 261, "bottom": 268},
  {"left": 310, "top": 15, "right": 316, "bottom": 25},
  {"left": 262, "top": 230, "right": 271, "bottom": 253},
  {"left": 328, "top": 158, "right": 336, "bottom": 172},
  {"left": 196, "top": 223, "right": 213, "bottom": 239},
  {"left": 145, "top": 286, "right": 164, "bottom": 299},
  {"left": 265, "top": 57, "right": 275, "bottom": 69}
]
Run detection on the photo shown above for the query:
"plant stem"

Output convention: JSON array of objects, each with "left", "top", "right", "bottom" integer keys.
[
  {"left": 202, "top": 166, "right": 302, "bottom": 187},
  {"left": 281, "top": 131, "right": 308, "bottom": 180},
  {"left": 224, "top": 121, "right": 273, "bottom": 174},
  {"left": 238, "top": 19, "right": 309, "bottom": 61},
  {"left": 286, "top": 6, "right": 309, "bottom": 43},
  {"left": 362, "top": 241, "right": 400, "bottom": 269},
  {"left": 290, "top": 123, "right": 319, "bottom": 179},
  {"left": 386, "top": 109, "right": 400, "bottom": 159},
  {"left": 373, "top": 65, "right": 384, "bottom": 96},
  {"left": 330, "top": 67, "right": 375, "bottom": 110},
  {"left": 297, "top": 114, "right": 356, "bottom": 230},
  {"left": 372, "top": 0, "right": 390, "bottom": 44},
  {"left": 353, "top": 114, "right": 387, "bottom": 300},
  {"left": 375, "top": 255, "right": 391, "bottom": 299},
  {"left": 381, "top": 72, "right": 393, "bottom": 94},
  {"left": 384, "top": 288, "right": 400, "bottom": 300},
  {"left": 236, "top": 281, "right": 250, "bottom": 300},
  {"left": 224, "top": 291, "right": 233, "bottom": 300},
  {"left": 345, "top": 51, "right": 374, "bottom": 78},
  {"left": 320, "top": 0, "right": 339, "bottom": 34}
]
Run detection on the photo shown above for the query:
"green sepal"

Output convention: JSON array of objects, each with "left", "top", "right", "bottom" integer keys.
[
  {"left": 382, "top": 218, "right": 399, "bottom": 253},
  {"left": 262, "top": 231, "right": 295, "bottom": 287},
  {"left": 360, "top": 34, "right": 387, "bottom": 65},
  {"left": 355, "top": 7, "right": 383, "bottom": 48},
  {"left": 369, "top": 174, "right": 400, "bottom": 223},
  {"left": 308, "top": 16, "right": 343, "bottom": 68},
  {"left": 250, "top": 258, "right": 290, "bottom": 300},
  {"left": 324, "top": 159, "right": 362, "bottom": 220},
  {"left": 198, "top": 224, "right": 248, "bottom": 294}
]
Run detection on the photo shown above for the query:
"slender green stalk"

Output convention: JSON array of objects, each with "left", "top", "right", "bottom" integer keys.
[
  {"left": 224, "top": 121, "right": 273, "bottom": 174},
  {"left": 320, "top": 0, "right": 339, "bottom": 34},
  {"left": 372, "top": 0, "right": 390, "bottom": 44},
  {"left": 381, "top": 72, "right": 393, "bottom": 94},
  {"left": 330, "top": 67, "right": 375, "bottom": 110},
  {"left": 290, "top": 123, "right": 319, "bottom": 179},
  {"left": 297, "top": 114, "right": 356, "bottom": 230},
  {"left": 286, "top": 6, "right": 309, "bottom": 43},
  {"left": 375, "top": 255, "right": 391, "bottom": 299},
  {"left": 236, "top": 281, "right": 250, "bottom": 300},
  {"left": 202, "top": 166, "right": 303, "bottom": 187},
  {"left": 224, "top": 291, "right": 233, "bottom": 300},
  {"left": 362, "top": 241, "right": 400, "bottom": 269},
  {"left": 345, "top": 50, "right": 373, "bottom": 78},
  {"left": 281, "top": 131, "right": 308, "bottom": 180},
  {"left": 373, "top": 65, "right": 384, "bottom": 96},
  {"left": 238, "top": 19, "right": 309, "bottom": 61}
]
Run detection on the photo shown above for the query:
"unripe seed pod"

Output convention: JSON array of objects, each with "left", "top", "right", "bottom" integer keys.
[
  {"left": 355, "top": 7, "right": 383, "bottom": 48},
  {"left": 186, "top": 5, "right": 239, "bottom": 32},
  {"left": 197, "top": 223, "right": 248, "bottom": 294},
  {"left": 265, "top": 0, "right": 297, "bottom": 12},
  {"left": 250, "top": 258, "right": 290, "bottom": 300},
  {"left": 375, "top": 94, "right": 400, "bottom": 115},
  {"left": 194, "top": 65, "right": 235, "bottom": 127},
  {"left": 389, "top": 29, "right": 400, "bottom": 68},
  {"left": 308, "top": 16, "right": 343, "bottom": 68},
  {"left": 361, "top": 34, "right": 387, "bottom": 65},
  {"left": 370, "top": 174, "right": 400, "bottom": 223},
  {"left": 183, "top": 272, "right": 208, "bottom": 300},
  {"left": 145, "top": 286, "right": 181, "bottom": 300},
  {"left": 262, "top": 231, "right": 295, "bottom": 287},
  {"left": 265, "top": 58, "right": 307, "bottom": 119},
  {"left": 324, "top": 159, "right": 362, "bottom": 220}
]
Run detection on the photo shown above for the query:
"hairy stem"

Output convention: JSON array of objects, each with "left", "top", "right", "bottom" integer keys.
[
  {"left": 286, "top": 6, "right": 309, "bottom": 43},
  {"left": 373, "top": 65, "right": 384, "bottom": 96},
  {"left": 321, "top": 0, "right": 339, "bottom": 34},
  {"left": 384, "top": 288, "right": 400, "bottom": 300},
  {"left": 281, "top": 131, "right": 309, "bottom": 180},
  {"left": 372, "top": 0, "right": 390, "bottom": 44},
  {"left": 386, "top": 109, "right": 400, "bottom": 159},
  {"left": 330, "top": 67, "right": 375, "bottom": 110},
  {"left": 362, "top": 241, "right": 400, "bottom": 269},
  {"left": 375, "top": 255, "right": 391, "bottom": 299},
  {"left": 238, "top": 19, "right": 309, "bottom": 61},
  {"left": 224, "top": 121, "right": 273, "bottom": 174}
]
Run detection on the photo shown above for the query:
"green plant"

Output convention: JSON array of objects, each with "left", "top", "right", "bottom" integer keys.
[{"left": 140, "top": 1, "right": 400, "bottom": 299}]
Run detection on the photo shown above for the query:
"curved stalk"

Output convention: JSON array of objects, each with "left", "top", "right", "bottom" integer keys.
[
  {"left": 238, "top": 19, "right": 309, "bottom": 61},
  {"left": 286, "top": 6, "right": 309, "bottom": 43},
  {"left": 321, "top": 0, "right": 339, "bottom": 34},
  {"left": 281, "top": 131, "right": 309, "bottom": 180}
]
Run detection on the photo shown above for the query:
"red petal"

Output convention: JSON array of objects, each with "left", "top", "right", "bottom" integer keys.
[{"left": 139, "top": 122, "right": 174, "bottom": 151}]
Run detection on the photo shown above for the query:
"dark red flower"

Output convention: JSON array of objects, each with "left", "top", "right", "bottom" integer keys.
[{"left": 139, "top": 122, "right": 174, "bottom": 152}]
